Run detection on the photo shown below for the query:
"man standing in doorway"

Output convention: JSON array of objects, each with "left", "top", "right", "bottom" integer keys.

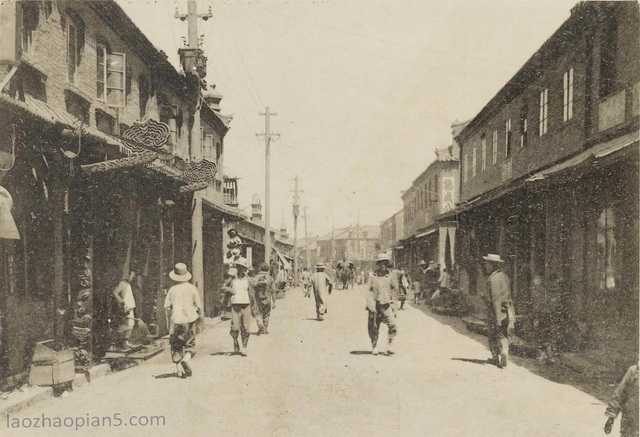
[
  {"left": 112, "top": 270, "right": 137, "bottom": 349},
  {"left": 223, "top": 257, "right": 257, "bottom": 356},
  {"left": 482, "top": 253, "right": 516, "bottom": 368},
  {"left": 310, "top": 262, "right": 333, "bottom": 321},
  {"left": 366, "top": 253, "right": 399, "bottom": 355}
]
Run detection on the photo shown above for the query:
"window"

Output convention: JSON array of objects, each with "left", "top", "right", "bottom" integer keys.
[
  {"left": 139, "top": 75, "right": 149, "bottom": 119},
  {"left": 596, "top": 208, "right": 618, "bottom": 291},
  {"left": 481, "top": 136, "right": 487, "bottom": 171},
  {"left": 203, "top": 134, "right": 214, "bottom": 160},
  {"left": 67, "top": 18, "right": 78, "bottom": 83},
  {"left": 519, "top": 106, "right": 528, "bottom": 148},
  {"left": 492, "top": 130, "right": 498, "bottom": 165},
  {"left": 463, "top": 154, "right": 468, "bottom": 182},
  {"left": 96, "top": 42, "right": 126, "bottom": 107},
  {"left": 504, "top": 119, "right": 512, "bottom": 158},
  {"left": 472, "top": 147, "right": 477, "bottom": 177},
  {"left": 600, "top": 17, "right": 618, "bottom": 97},
  {"left": 433, "top": 175, "right": 438, "bottom": 202},
  {"left": 539, "top": 89, "right": 548, "bottom": 136},
  {"left": 216, "top": 141, "right": 222, "bottom": 163},
  {"left": 563, "top": 68, "right": 574, "bottom": 122},
  {"left": 20, "top": 2, "right": 39, "bottom": 56}
]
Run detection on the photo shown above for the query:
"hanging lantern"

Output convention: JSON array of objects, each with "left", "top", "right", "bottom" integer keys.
[{"left": 0, "top": 186, "right": 19, "bottom": 239}]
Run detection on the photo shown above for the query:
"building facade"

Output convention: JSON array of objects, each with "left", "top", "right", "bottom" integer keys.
[
  {"left": 0, "top": 1, "right": 240, "bottom": 385},
  {"left": 451, "top": 2, "right": 639, "bottom": 367},
  {"left": 398, "top": 121, "right": 465, "bottom": 281},
  {"left": 316, "top": 224, "right": 380, "bottom": 271}
]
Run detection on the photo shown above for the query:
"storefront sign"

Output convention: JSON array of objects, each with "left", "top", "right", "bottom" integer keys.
[{"left": 441, "top": 176, "right": 455, "bottom": 213}]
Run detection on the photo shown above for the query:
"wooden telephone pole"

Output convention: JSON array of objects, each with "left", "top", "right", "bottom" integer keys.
[{"left": 258, "top": 108, "right": 279, "bottom": 265}]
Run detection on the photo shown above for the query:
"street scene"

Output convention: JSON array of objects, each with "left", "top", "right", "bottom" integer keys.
[
  {"left": 0, "top": 0, "right": 638, "bottom": 436},
  {"left": 2, "top": 286, "right": 623, "bottom": 436}
]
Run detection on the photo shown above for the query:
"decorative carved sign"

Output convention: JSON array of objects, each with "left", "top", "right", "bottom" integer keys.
[
  {"left": 121, "top": 119, "right": 170, "bottom": 154},
  {"left": 183, "top": 159, "right": 217, "bottom": 183},
  {"left": 179, "top": 181, "right": 210, "bottom": 193},
  {"left": 80, "top": 119, "right": 170, "bottom": 174}
]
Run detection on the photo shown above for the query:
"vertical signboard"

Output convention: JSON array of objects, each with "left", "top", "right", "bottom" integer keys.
[
  {"left": 441, "top": 176, "right": 455, "bottom": 214},
  {"left": 0, "top": 2, "right": 16, "bottom": 64}
]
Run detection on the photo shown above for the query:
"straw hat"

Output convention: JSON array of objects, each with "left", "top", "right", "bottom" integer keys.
[
  {"left": 169, "top": 263, "right": 192, "bottom": 282},
  {"left": 482, "top": 253, "right": 505, "bottom": 263},
  {"left": 376, "top": 253, "right": 390, "bottom": 263},
  {"left": 234, "top": 257, "right": 249, "bottom": 269}
]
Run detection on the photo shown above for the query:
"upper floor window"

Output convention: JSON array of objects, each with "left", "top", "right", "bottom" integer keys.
[
  {"left": 504, "top": 118, "right": 512, "bottom": 158},
  {"left": 563, "top": 68, "right": 574, "bottom": 121},
  {"left": 600, "top": 17, "right": 618, "bottom": 97},
  {"left": 519, "top": 106, "right": 528, "bottom": 148},
  {"left": 20, "top": 2, "right": 40, "bottom": 56},
  {"left": 139, "top": 75, "right": 150, "bottom": 119},
  {"left": 433, "top": 174, "right": 438, "bottom": 203},
  {"left": 539, "top": 88, "right": 548, "bottom": 136},
  {"left": 472, "top": 146, "right": 477, "bottom": 177},
  {"left": 65, "top": 14, "right": 84, "bottom": 84},
  {"left": 203, "top": 133, "right": 214, "bottom": 161},
  {"left": 96, "top": 41, "right": 126, "bottom": 107},
  {"left": 216, "top": 141, "right": 222, "bottom": 163},
  {"left": 463, "top": 154, "right": 469, "bottom": 182},
  {"left": 481, "top": 136, "right": 486, "bottom": 171},
  {"left": 492, "top": 130, "right": 498, "bottom": 165}
]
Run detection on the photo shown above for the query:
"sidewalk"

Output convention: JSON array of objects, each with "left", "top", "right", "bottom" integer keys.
[
  {"left": 0, "top": 316, "right": 224, "bottom": 417},
  {"left": 408, "top": 301, "right": 625, "bottom": 404}
]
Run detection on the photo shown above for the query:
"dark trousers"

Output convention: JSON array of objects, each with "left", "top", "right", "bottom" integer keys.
[
  {"left": 230, "top": 304, "right": 251, "bottom": 347},
  {"left": 368, "top": 303, "right": 397, "bottom": 347},
  {"left": 170, "top": 321, "right": 197, "bottom": 363},
  {"left": 255, "top": 298, "right": 272, "bottom": 331}
]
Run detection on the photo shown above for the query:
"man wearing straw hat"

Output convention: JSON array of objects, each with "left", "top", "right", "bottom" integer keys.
[
  {"left": 482, "top": 253, "right": 516, "bottom": 369},
  {"left": 222, "top": 257, "right": 257, "bottom": 356},
  {"left": 310, "top": 262, "right": 333, "bottom": 321},
  {"left": 367, "top": 253, "right": 399, "bottom": 355},
  {"left": 164, "top": 263, "right": 201, "bottom": 377}
]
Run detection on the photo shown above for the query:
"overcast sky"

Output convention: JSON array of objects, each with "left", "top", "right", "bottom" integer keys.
[{"left": 116, "top": 0, "right": 579, "bottom": 237}]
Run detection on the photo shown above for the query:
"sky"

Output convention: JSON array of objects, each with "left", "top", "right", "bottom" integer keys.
[{"left": 116, "top": 0, "right": 580, "bottom": 238}]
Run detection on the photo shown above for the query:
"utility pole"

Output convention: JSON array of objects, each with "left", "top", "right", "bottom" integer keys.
[
  {"left": 258, "top": 107, "right": 279, "bottom": 265},
  {"left": 302, "top": 205, "right": 310, "bottom": 270},
  {"left": 291, "top": 176, "right": 302, "bottom": 286},
  {"left": 176, "top": 0, "right": 212, "bottom": 317}
]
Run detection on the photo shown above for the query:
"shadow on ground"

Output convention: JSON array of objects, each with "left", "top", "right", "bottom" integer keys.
[{"left": 409, "top": 302, "right": 615, "bottom": 404}]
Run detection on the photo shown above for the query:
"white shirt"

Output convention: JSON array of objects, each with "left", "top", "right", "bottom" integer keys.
[
  {"left": 164, "top": 282, "right": 201, "bottom": 324},
  {"left": 122, "top": 282, "right": 136, "bottom": 309},
  {"left": 230, "top": 277, "right": 251, "bottom": 305}
]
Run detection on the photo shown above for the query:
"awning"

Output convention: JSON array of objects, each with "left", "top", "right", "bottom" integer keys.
[
  {"left": 273, "top": 248, "right": 291, "bottom": 269},
  {"left": 202, "top": 197, "right": 246, "bottom": 222},
  {"left": 415, "top": 228, "right": 437, "bottom": 238},
  {"left": 527, "top": 132, "right": 639, "bottom": 181}
]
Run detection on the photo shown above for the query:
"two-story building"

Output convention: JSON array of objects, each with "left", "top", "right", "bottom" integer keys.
[
  {"left": 451, "top": 1, "right": 639, "bottom": 367},
  {"left": 316, "top": 224, "right": 380, "bottom": 271},
  {"left": 399, "top": 120, "right": 465, "bottom": 280},
  {"left": 0, "top": 1, "right": 241, "bottom": 385},
  {"left": 379, "top": 209, "right": 404, "bottom": 265}
]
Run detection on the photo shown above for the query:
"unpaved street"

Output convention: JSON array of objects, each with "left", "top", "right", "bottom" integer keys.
[{"left": 7, "top": 285, "right": 614, "bottom": 437}]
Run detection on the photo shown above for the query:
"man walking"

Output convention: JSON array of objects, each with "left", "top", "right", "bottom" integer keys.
[
  {"left": 482, "top": 253, "right": 515, "bottom": 368},
  {"left": 310, "top": 262, "right": 333, "bottom": 321},
  {"left": 164, "top": 263, "right": 201, "bottom": 378},
  {"left": 251, "top": 263, "right": 275, "bottom": 335},
  {"left": 301, "top": 268, "right": 311, "bottom": 298},
  {"left": 222, "top": 257, "right": 257, "bottom": 356},
  {"left": 366, "top": 253, "right": 399, "bottom": 355}
]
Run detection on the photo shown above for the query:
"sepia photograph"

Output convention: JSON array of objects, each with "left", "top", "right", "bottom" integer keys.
[{"left": 0, "top": 0, "right": 637, "bottom": 435}]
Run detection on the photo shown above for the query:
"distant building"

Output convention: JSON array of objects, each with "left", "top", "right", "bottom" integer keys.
[
  {"left": 316, "top": 224, "right": 380, "bottom": 270},
  {"left": 398, "top": 120, "right": 467, "bottom": 280}
]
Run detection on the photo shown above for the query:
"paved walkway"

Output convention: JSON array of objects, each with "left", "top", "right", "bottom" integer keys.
[{"left": 4, "top": 285, "right": 616, "bottom": 436}]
